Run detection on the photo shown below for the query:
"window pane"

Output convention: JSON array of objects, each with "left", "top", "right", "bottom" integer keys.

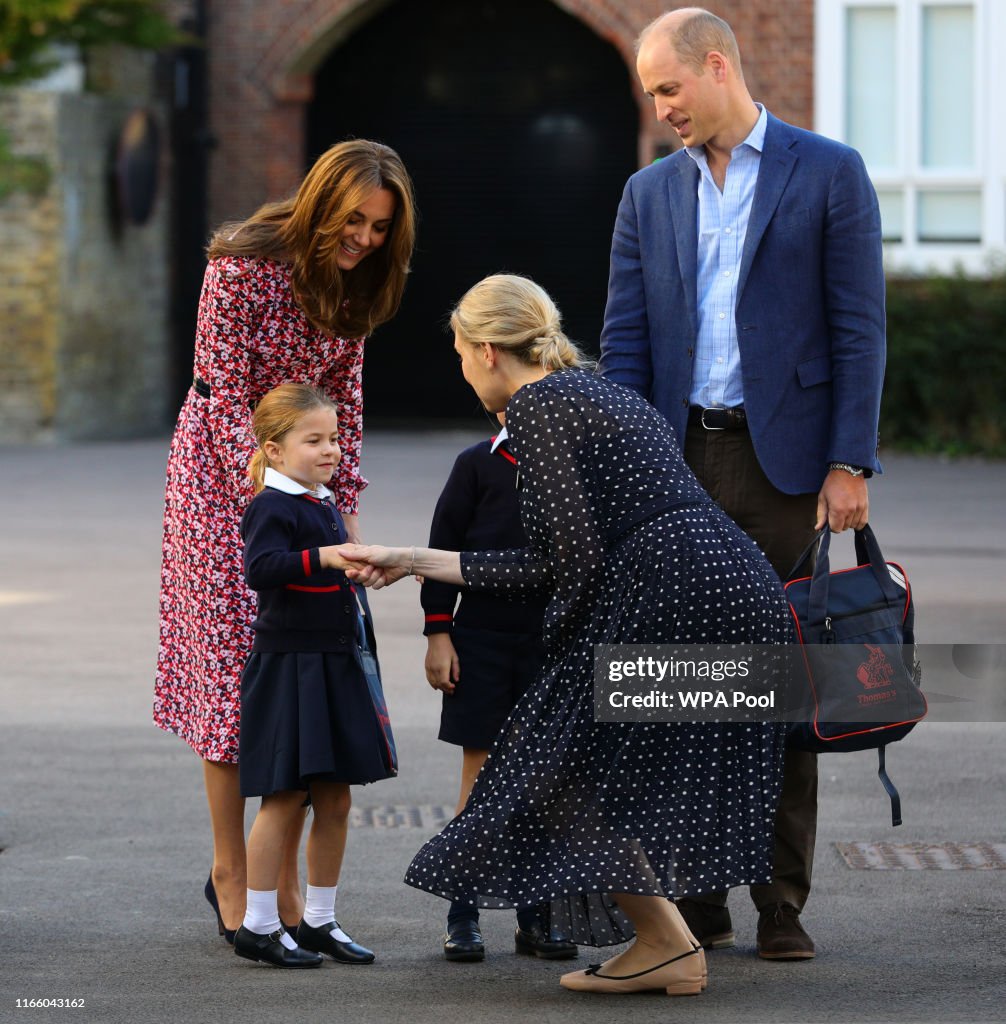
[
  {"left": 922, "top": 6, "right": 975, "bottom": 169},
  {"left": 876, "top": 189, "right": 904, "bottom": 242},
  {"left": 917, "top": 191, "right": 982, "bottom": 242},
  {"left": 846, "top": 7, "right": 897, "bottom": 169}
]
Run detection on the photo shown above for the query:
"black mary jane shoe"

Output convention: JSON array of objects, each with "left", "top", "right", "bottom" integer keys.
[
  {"left": 296, "top": 920, "right": 376, "bottom": 964},
  {"left": 514, "top": 919, "right": 579, "bottom": 960},
  {"left": 233, "top": 926, "right": 322, "bottom": 968},
  {"left": 443, "top": 919, "right": 485, "bottom": 962},
  {"left": 204, "top": 874, "right": 236, "bottom": 945}
]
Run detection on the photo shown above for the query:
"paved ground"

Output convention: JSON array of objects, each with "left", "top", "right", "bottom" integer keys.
[{"left": 1, "top": 434, "right": 1004, "bottom": 1024}]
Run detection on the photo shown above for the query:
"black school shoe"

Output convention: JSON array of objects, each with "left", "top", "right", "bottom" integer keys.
[
  {"left": 296, "top": 920, "right": 376, "bottom": 964},
  {"left": 443, "top": 919, "right": 486, "bottom": 962},
  {"left": 233, "top": 926, "right": 322, "bottom": 968},
  {"left": 514, "top": 919, "right": 578, "bottom": 960}
]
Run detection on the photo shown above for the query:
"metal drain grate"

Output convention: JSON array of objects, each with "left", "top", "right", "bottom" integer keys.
[
  {"left": 349, "top": 805, "right": 454, "bottom": 830},
  {"left": 836, "top": 841, "right": 1006, "bottom": 870}
]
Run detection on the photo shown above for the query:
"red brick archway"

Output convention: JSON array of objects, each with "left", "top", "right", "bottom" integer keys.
[{"left": 206, "top": 0, "right": 812, "bottom": 223}]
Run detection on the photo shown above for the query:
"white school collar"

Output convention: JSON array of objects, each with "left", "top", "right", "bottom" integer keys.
[
  {"left": 490, "top": 426, "right": 509, "bottom": 453},
  {"left": 263, "top": 467, "right": 333, "bottom": 501}
]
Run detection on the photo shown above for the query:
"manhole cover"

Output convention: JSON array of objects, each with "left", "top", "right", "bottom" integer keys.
[
  {"left": 836, "top": 841, "right": 1006, "bottom": 869},
  {"left": 349, "top": 805, "right": 454, "bottom": 829}
]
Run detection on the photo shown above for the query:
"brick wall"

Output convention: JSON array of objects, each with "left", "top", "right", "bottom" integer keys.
[
  {"left": 0, "top": 0, "right": 814, "bottom": 441},
  {"left": 204, "top": 0, "right": 814, "bottom": 224}
]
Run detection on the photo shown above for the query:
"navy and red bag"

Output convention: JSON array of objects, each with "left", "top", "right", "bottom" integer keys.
[
  {"left": 353, "top": 587, "right": 398, "bottom": 777},
  {"left": 784, "top": 524, "right": 926, "bottom": 825}
]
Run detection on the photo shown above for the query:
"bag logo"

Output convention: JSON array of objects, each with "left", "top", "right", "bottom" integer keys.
[{"left": 856, "top": 644, "right": 897, "bottom": 703}]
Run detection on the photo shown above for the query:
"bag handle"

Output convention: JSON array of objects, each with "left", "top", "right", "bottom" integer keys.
[
  {"left": 786, "top": 526, "right": 827, "bottom": 582},
  {"left": 807, "top": 524, "right": 903, "bottom": 626},
  {"left": 853, "top": 523, "right": 904, "bottom": 605}
]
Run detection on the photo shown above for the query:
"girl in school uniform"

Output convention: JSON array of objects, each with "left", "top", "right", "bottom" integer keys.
[
  {"left": 422, "top": 417, "right": 577, "bottom": 963},
  {"left": 234, "top": 382, "right": 396, "bottom": 969}
]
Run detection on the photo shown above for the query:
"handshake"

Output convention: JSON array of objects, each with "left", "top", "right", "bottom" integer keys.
[{"left": 319, "top": 543, "right": 452, "bottom": 590}]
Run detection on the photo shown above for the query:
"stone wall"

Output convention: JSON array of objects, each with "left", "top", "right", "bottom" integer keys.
[
  {"left": 0, "top": 87, "right": 170, "bottom": 442},
  {"left": 0, "top": 91, "right": 61, "bottom": 441}
]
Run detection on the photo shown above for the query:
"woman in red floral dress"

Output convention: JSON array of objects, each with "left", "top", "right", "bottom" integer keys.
[{"left": 154, "top": 139, "right": 416, "bottom": 941}]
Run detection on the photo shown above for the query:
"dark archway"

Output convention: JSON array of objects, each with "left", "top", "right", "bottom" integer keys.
[{"left": 307, "top": 0, "right": 639, "bottom": 420}]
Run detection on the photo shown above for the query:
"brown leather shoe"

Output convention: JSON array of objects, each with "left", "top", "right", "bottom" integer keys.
[
  {"left": 675, "top": 899, "right": 735, "bottom": 949},
  {"left": 756, "top": 902, "right": 815, "bottom": 960}
]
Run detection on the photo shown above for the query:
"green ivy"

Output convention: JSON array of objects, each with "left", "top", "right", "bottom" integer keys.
[
  {"left": 0, "top": 126, "right": 51, "bottom": 198},
  {"left": 883, "top": 270, "right": 1006, "bottom": 457},
  {"left": 0, "top": 0, "right": 183, "bottom": 87}
]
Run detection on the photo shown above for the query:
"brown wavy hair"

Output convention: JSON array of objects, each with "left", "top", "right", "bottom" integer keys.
[{"left": 208, "top": 139, "right": 417, "bottom": 338}]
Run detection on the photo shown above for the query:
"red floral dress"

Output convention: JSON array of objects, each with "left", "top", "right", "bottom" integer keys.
[{"left": 153, "top": 256, "right": 368, "bottom": 762}]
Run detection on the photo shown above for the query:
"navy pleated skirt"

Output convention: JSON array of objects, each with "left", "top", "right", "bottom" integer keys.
[{"left": 239, "top": 650, "right": 394, "bottom": 797}]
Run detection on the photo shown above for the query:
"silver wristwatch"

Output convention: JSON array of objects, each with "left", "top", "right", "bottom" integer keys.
[{"left": 829, "top": 462, "right": 865, "bottom": 477}]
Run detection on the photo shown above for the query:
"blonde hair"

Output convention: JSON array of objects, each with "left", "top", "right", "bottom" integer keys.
[
  {"left": 637, "top": 8, "right": 743, "bottom": 79},
  {"left": 449, "top": 274, "right": 589, "bottom": 371},
  {"left": 248, "top": 383, "right": 339, "bottom": 493},
  {"left": 208, "top": 139, "right": 417, "bottom": 339}
]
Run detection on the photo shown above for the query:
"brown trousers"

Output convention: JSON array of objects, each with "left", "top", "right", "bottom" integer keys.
[{"left": 684, "top": 422, "right": 819, "bottom": 912}]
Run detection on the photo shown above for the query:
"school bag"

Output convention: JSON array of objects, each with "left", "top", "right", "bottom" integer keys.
[
  {"left": 784, "top": 524, "right": 927, "bottom": 825},
  {"left": 353, "top": 587, "right": 399, "bottom": 776}
]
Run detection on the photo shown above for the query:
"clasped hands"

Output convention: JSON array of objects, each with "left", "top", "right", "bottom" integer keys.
[{"left": 325, "top": 543, "right": 413, "bottom": 589}]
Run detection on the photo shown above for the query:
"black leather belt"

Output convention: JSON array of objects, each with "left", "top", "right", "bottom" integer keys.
[
  {"left": 192, "top": 376, "right": 260, "bottom": 409},
  {"left": 688, "top": 405, "right": 747, "bottom": 431}
]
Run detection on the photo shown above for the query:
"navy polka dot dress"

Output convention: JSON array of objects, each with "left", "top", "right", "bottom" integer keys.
[{"left": 404, "top": 369, "right": 789, "bottom": 946}]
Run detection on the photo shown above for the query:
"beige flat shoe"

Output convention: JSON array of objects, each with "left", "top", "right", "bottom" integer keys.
[
  {"left": 695, "top": 944, "right": 708, "bottom": 989},
  {"left": 559, "top": 946, "right": 704, "bottom": 996}
]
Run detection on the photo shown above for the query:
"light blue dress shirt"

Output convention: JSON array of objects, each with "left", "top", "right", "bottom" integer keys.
[{"left": 685, "top": 104, "right": 767, "bottom": 409}]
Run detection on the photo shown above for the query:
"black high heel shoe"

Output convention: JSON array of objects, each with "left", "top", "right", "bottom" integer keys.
[{"left": 204, "top": 874, "right": 237, "bottom": 945}]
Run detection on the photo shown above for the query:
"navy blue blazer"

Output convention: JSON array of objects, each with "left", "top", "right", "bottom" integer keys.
[{"left": 599, "top": 112, "right": 885, "bottom": 495}]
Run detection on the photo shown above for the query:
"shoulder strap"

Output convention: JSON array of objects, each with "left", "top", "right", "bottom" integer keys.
[{"left": 878, "top": 746, "right": 902, "bottom": 827}]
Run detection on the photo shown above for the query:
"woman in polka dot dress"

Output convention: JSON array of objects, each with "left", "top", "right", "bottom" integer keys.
[
  {"left": 154, "top": 140, "right": 416, "bottom": 943},
  {"left": 341, "top": 274, "right": 790, "bottom": 997}
]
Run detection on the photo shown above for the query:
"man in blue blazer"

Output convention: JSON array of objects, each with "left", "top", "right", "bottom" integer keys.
[{"left": 600, "top": 8, "right": 886, "bottom": 960}]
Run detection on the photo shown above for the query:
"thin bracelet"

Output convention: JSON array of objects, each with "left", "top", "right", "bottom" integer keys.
[{"left": 407, "top": 546, "right": 416, "bottom": 575}]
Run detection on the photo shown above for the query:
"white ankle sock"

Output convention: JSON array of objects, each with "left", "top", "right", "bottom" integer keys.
[
  {"left": 303, "top": 884, "right": 336, "bottom": 927},
  {"left": 244, "top": 888, "right": 297, "bottom": 950},
  {"left": 304, "top": 884, "right": 351, "bottom": 941}
]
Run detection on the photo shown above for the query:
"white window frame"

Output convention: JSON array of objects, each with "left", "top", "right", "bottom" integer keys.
[{"left": 816, "top": 0, "right": 1006, "bottom": 273}]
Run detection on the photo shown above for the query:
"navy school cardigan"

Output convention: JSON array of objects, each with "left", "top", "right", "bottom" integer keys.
[
  {"left": 240, "top": 487, "right": 358, "bottom": 652},
  {"left": 421, "top": 437, "right": 547, "bottom": 637}
]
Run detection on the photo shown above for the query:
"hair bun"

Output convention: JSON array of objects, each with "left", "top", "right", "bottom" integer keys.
[{"left": 449, "top": 273, "right": 589, "bottom": 372}]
